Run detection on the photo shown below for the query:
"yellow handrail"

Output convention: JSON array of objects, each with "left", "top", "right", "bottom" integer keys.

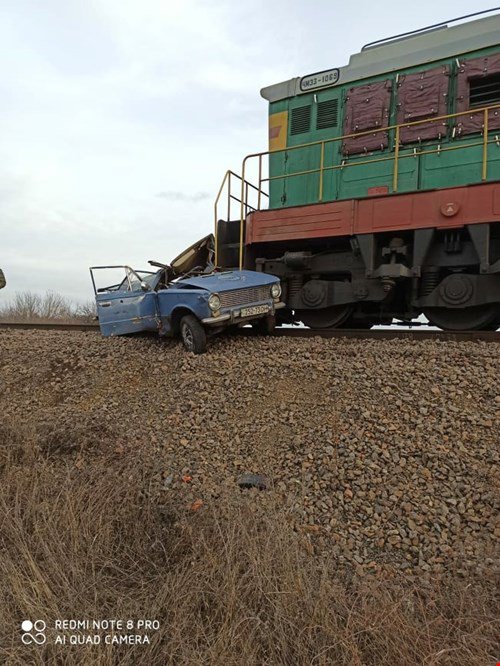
[
  {"left": 214, "top": 169, "right": 268, "bottom": 266},
  {"left": 260, "top": 137, "right": 498, "bottom": 183},
  {"left": 319, "top": 141, "right": 325, "bottom": 201},
  {"left": 239, "top": 168, "right": 245, "bottom": 271},
  {"left": 393, "top": 125, "right": 400, "bottom": 192},
  {"left": 482, "top": 107, "right": 489, "bottom": 181}
]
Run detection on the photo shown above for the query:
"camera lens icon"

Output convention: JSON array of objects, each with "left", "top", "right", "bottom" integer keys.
[{"left": 21, "top": 620, "right": 46, "bottom": 645}]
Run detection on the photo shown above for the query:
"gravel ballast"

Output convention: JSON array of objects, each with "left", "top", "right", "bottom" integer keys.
[{"left": 1, "top": 330, "right": 498, "bottom": 579}]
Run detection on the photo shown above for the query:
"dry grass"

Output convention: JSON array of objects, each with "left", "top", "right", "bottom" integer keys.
[
  {"left": 0, "top": 290, "right": 96, "bottom": 322},
  {"left": 0, "top": 420, "right": 497, "bottom": 665}
]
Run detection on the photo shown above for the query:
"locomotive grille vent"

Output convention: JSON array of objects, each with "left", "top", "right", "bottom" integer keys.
[
  {"left": 316, "top": 99, "right": 338, "bottom": 129},
  {"left": 290, "top": 105, "right": 311, "bottom": 135},
  {"left": 469, "top": 73, "right": 500, "bottom": 108}
]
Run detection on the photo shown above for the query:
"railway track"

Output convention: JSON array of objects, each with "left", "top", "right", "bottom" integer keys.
[
  {"left": 0, "top": 320, "right": 498, "bottom": 341},
  {"left": 0, "top": 321, "right": 100, "bottom": 332}
]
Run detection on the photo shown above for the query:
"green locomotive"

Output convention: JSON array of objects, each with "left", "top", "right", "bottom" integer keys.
[{"left": 216, "top": 10, "right": 500, "bottom": 330}]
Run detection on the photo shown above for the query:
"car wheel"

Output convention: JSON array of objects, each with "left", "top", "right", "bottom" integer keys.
[
  {"left": 251, "top": 315, "right": 276, "bottom": 335},
  {"left": 180, "top": 315, "right": 207, "bottom": 354}
]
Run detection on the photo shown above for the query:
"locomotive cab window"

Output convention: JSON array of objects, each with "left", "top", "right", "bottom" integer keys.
[{"left": 469, "top": 72, "right": 500, "bottom": 107}]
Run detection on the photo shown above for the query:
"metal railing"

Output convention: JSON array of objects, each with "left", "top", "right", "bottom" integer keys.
[
  {"left": 214, "top": 103, "right": 500, "bottom": 268},
  {"left": 214, "top": 169, "right": 268, "bottom": 266}
]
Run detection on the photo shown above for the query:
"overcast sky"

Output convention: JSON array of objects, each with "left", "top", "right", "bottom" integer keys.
[{"left": 0, "top": 0, "right": 487, "bottom": 304}]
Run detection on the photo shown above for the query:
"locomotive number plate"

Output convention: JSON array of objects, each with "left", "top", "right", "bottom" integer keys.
[
  {"left": 300, "top": 68, "right": 340, "bottom": 91},
  {"left": 241, "top": 305, "right": 269, "bottom": 318}
]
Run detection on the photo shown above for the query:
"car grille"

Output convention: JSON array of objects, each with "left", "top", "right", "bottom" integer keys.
[{"left": 219, "top": 285, "right": 271, "bottom": 308}]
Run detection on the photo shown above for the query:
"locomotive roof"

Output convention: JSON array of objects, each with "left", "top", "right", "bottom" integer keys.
[{"left": 261, "top": 13, "right": 500, "bottom": 103}]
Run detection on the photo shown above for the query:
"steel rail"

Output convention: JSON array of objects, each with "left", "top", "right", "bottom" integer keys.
[
  {"left": 0, "top": 320, "right": 498, "bottom": 341},
  {"left": 258, "top": 328, "right": 500, "bottom": 342},
  {"left": 0, "top": 321, "right": 100, "bottom": 332}
]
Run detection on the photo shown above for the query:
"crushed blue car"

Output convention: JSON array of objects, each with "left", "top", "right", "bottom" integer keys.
[{"left": 90, "top": 235, "right": 284, "bottom": 354}]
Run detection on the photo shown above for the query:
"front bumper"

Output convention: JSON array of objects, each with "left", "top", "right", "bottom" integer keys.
[{"left": 202, "top": 301, "right": 286, "bottom": 326}]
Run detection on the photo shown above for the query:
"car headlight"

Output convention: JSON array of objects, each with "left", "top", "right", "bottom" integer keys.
[
  {"left": 208, "top": 293, "right": 221, "bottom": 311},
  {"left": 271, "top": 283, "right": 281, "bottom": 299}
]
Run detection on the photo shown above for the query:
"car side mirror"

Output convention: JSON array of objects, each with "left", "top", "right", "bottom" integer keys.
[{"left": 140, "top": 281, "right": 150, "bottom": 292}]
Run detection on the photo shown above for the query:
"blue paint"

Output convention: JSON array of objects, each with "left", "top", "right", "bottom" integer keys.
[{"left": 95, "top": 290, "right": 159, "bottom": 336}]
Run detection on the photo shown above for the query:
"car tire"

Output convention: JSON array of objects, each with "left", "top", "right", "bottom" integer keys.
[
  {"left": 180, "top": 315, "right": 207, "bottom": 354},
  {"left": 251, "top": 315, "right": 276, "bottom": 335}
]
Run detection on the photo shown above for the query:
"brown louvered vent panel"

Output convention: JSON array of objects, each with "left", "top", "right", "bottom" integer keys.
[
  {"left": 342, "top": 80, "right": 392, "bottom": 155},
  {"left": 290, "top": 105, "right": 311, "bottom": 135},
  {"left": 396, "top": 66, "right": 450, "bottom": 144},
  {"left": 456, "top": 54, "right": 500, "bottom": 135},
  {"left": 316, "top": 99, "right": 338, "bottom": 130}
]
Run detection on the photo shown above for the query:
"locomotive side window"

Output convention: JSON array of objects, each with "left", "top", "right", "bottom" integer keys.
[
  {"left": 342, "top": 80, "right": 392, "bottom": 155},
  {"left": 396, "top": 66, "right": 450, "bottom": 144},
  {"left": 469, "top": 72, "right": 500, "bottom": 107},
  {"left": 290, "top": 105, "right": 311, "bottom": 135},
  {"left": 456, "top": 53, "right": 500, "bottom": 135}
]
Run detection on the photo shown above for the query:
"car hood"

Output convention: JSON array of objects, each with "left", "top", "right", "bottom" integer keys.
[
  {"left": 170, "top": 234, "right": 215, "bottom": 276},
  {"left": 177, "top": 269, "right": 277, "bottom": 292}
]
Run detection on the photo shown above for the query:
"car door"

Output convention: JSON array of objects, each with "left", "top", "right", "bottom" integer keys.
[{"left": 91, "top": 266, "right": 159, "bottom": 336}]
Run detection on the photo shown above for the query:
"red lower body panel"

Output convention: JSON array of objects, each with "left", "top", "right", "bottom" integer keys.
[{"left": 246, "top": 182, "right": 500, "bottom": 244}]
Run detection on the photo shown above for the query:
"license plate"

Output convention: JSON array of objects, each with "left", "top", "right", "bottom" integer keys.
[{"left": 240, "top": 304, "right": 269, "bottom": 318}]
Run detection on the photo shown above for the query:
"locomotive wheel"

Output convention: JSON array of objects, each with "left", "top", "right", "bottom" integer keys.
[
  {"left": 423, "top": 304, "right": 500, "bottom": 331},
  {"left": 297, "top": 305, "right": 353, "bottom": 329},
  {"left": 483, "top": 317, "right": 500, "bottom": 330},
  {"left": 339, "top": 314, "right": 375, "bottom": 329}
]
